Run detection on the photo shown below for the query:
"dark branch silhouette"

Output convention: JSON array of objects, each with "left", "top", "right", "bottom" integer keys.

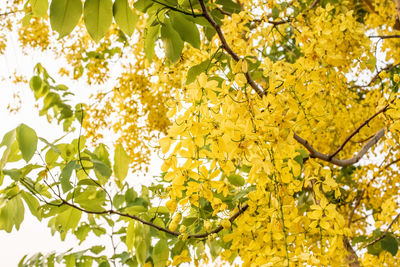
[
  {"left": 328, "top": 103, "right": 391, "bottom": 159},
  {"left": 198, "top": 0, "right": 265, "bottom": 97},
  {"left": 294, "top": 128, "right": 385, "bottom": 167}
]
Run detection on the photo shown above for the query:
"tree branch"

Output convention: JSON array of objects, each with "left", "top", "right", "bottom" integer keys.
[
  {"left": 0, "top": 10, "right": 22, "bottom": 17},
  {"left": 294, "top": 128, "right": 385, "bottom": 167},
  {"left": 188, "top": 203, "right": 249, "bottom": 238},
  {"left": 58, "top": 199, "right": 249, "bottom": 239},
  {"left": 309, "top": 0, "right": 320, "bottom": 9},
  {"left": 344, "top": 236, "right": 361, "bottom": 267},
  {"left": 328, "top": 103, "right": 390, "bottom": 159},
  {"left": 151, "top": 0, "right": 202, "bottom": 17},
  {"left": 362, "top": 213, "right": 400, "bottom": 248},
  {"left": 216, "top": 6, "right": 232, "bottom": 16},
  {"left": 351, "top": 63, "right": 400, "bottom": 88},
  {"left": 368, "top": 35, "right": 400, "bottom": 39},
  {"left": 395, "top": 0, "right": 400, "bottom": 26},
  {"left": 198, "top": 0, "right": 265, "bottom": 97},
  {"left": 348, "top": 189, "right": 365, "bottom": 228}
]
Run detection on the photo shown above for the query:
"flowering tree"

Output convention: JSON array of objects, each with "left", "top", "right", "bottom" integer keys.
[{"left": 1, "top": 0, "right": 400, "bottom": 266}]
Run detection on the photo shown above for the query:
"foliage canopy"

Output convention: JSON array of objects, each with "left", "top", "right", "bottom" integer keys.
[{"left": 1, "top": 0, "right": 400, "bottom": 266}]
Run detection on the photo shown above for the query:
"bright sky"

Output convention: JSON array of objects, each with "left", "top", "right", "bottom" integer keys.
[
  {"left": 0, "top": 29, "right": 98, "bottom": 265},
  {"left": 0, "top": 27, "right": 160, "bottom": 265}
]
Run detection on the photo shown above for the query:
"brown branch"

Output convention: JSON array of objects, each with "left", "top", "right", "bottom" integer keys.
[
  {"left": 267, "top": 19, "right": 289, "bottom": 25},
  {"left": 352, "top": 63, "right": 400, "bottom": 88},
  {"left": 216, "top": 6, "right": 232, "bottom": 16},
  {"left": 383, "top": 157, "right": 400, "bottom": 170},
  {"left": 59, "top": 199, "right": 248, "bottom": 239},
  {"left": 151, "top": 0, "right": 202, "bottom": 17},
  {"left": 349, "top": 135, "right": 374, "bottom": 144},
  {"left": 294, "top": 128, "right": 386, "bottom": 167},
  {"left": 189, "top": 203, "right": 249, "bottom": 238},
  {"left": 0, "top": 10, "right": 23, "bottom": 17},
  {"left": 309, "top": 0, "right": 320, "bottom": 9},
  {"left": 363, "top": 0, "right": 376, "bottom": 13},
  {"left": 362, "top": 213, "right": 400, "bottom": 248},
  {"left": 348, "top": 190, "right": 365, "bottom": 228},
  {"left": 344, "top": 237, "right": 361, "bottom": 267},
  {"left": 198, "top": 0, "right": 265, "bottom": 97},
  {"left": 395, "top": 0, "right": 400, "bottom": 26},
  {"left": 369, "top": 64, "right": 400, "bottom": 86},
  {"left": 328, "top": 103, "right": 391, "bottom": 159},
  {"left": 368, "top": 35, "right": 400, "bottom": 39}
]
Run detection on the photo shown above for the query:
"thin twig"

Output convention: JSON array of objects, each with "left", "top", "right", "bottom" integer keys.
[
  {"left": 77, "top": 104, "right": 113, "bottom": 209},
  {"left": 309, "top": 0, "right": 320, "bottom": 9},
  {"left": 395, "top": 0, "right": 400, "bottom": 27},
  {"left": 216, "top": 6, "right": 232, "bottom": 16},
  {"left": 252, "top": 17, "right": 291, "bottom": 26},
  {"left": 0, "top": 10, "right": 23, "bottom": 17},
  {"left": 368, "top": 35, "right": 400, "bottom": 39},
  {"left": 151, "top": 0, "right": 202, "bottom": 17},
  {"left": 362, "top": 213, "right": 400, "bottom": 248},
  {"left": 198, "top": 0, "right": 265, "bottom": 97},
  {"left": 329, "top": 103, "right": 391, "bottom": 159},
  {"left": 294, "top": 128, "right": 385, "bottom": 167},
  {"left": 383, "top": 157, "right": 400, "bottom": 169},
  {"left": 344, "top": 236, "right": 361, "bottom": 267},
  {"left": 351, "top": 63, "right": 400, "bottom": 88},
  {"left": 348, "top": 189, "right": 365, "bottom": 228}
]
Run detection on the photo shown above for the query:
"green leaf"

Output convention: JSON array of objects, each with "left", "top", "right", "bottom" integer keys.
[
  {"left": 60, "top": 161, "right": 80, "bottom": 193},
  {"left": 84, "top": 0, "right": 113, "bottom": 42},
  {"left": 45, "top": 148, "right": 60, "bottom": 164},
  {"left": 21, "top": 191, "right": 42, "bottom": 220},
  {"left": 133, "top": 0, "right": 153, "bottom": 12},
  {"left": 186, "top": 59, "right": 210, "bottom": 84},
  {"left": 170, "top": 12, "right": 200, "bottom": 49},
  {"left": 381, "top": 234, "right": 399, "bottom": 256},
  {"left": 113, "top": 194, "right": 125, "bottom": 209},
  {"left": 144, "top": 24, "right": 160, "bottom": 62},
  {"left": 31, "top": 0, "right": 49, "bottom": 17},
  {"left": 148, "top": 206, "right": 170, "bottom": 214},
  {"left": 92, "top": 159, "right": 112, "bottom": 180},
  {"left": 124, "top": 205, "right": 147, "bottom": 214},
  {"left": 77, "top": 179, "right": 99, "bottom": 186},
  {"left": 216, "top": 0, "right": 240, "bottom": 13},
  {"left": 367, "top": 241, "right": 382, "bottom": 256},
  {"left": 90, "top": 245, "right": 105, "bottom": 254},
  {"left": 113, "top": 0, "right": 138, "bottom": 36},
  {"left": 0, "top": 195, "right": 25, "bottom": 232},
  {"left": 153, "top": 239, "right": 169, "bottom": 267},
  {"left": 125, "top": 188, "right": 137, "bottom": 203},
  {"left": 0, "top": 129, "right": 16, "bottom": 173},
  {"left": 74, "top": 188, "right": 106, "bottom": 211},
  {"left": 74, "top": 224, "right": 90, "bottom": 243},
  {"left": 53, "top": 206, "right": 82, "bottom": 241},
  {"left": 16, "top": 123, "right": 38, "bottom": 162},
  {"left": 50, "top": 0, "right": 83, "bottom": 38},
  {"left": 134, "top": 224, "right": 148, "bottom": 265},
  {"left": 39, "top": 137, "right": 61, "bottom": 154},
  {"left": 161, "top": 20, "right": 184, "bottom": 63},
  {"left": 98, "top": 261, "right": 111, "bottom": 267},
  {"left": 2, "top": 169, "right": 22, "bottom": 181},
  {"left": 271, "top": 6, "right": 280, "bottom": 19},
  {"left": 228, "top": 174, "right": 245, "bottom": 186},
  {"left": 114, "top": 143, "right": 129, "bottom": 182},
  {"left": 126, "top": 220, "right": 135, "bottom": 251},
  {"left": 29, "top": 76, "right": 42, "bottom": 91}
]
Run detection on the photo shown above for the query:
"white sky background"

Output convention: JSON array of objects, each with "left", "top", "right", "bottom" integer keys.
[
  {"left": 0, "top": 31, "right": 99, "bottom": 266},
  {"left": 0, "top": 28, "right": 162, "bottom": 266}
]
